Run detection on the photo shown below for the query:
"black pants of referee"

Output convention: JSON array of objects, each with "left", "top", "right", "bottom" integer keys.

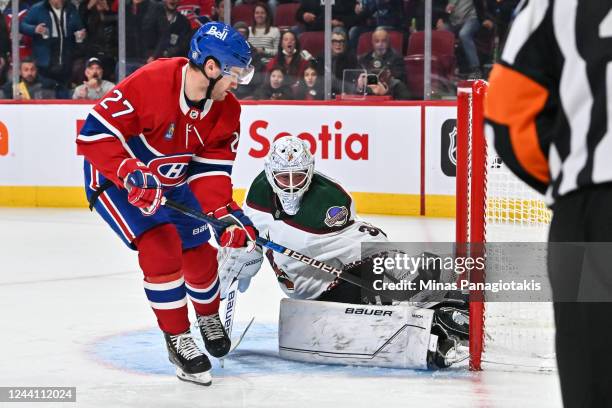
[{"left": 548, "top": 184, "right": 612, "bottom": 408}]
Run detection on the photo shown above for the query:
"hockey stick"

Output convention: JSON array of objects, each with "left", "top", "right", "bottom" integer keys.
[
  {"left": 220, "top": 278, "right": 238, "bottom": 368},
  {"left": 220, "top": 278, "right": 254, "bottom": 367},
  {"left": 161, "top": 197, "right": 400, "bottom": 302}
]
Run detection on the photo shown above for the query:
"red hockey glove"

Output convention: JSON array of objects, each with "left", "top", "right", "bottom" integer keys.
[
  {"left": 117, "top": 158, "right": 162, "bottom": 216},
  {"left": 211, "top": 201, "right": 258, "bottom": 249}
]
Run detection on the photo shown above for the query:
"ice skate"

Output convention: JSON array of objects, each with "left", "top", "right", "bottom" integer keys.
[
  {"left": 164, "top": 330, "right": 212, "bottom": 386},
  {"left": 197, "top": 313, "right": 231, "bottom": 358}
]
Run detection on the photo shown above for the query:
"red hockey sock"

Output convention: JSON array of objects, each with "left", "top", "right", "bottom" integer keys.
[
  {"left": 136, "top": 224, "right": 190, "bottom": 335},
  {"left": 182, "top": 243, "right": 220, "bottom": 316}
]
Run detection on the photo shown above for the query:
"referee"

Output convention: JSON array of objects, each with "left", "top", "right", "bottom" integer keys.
[{"left": 485, "top": 1, "right": 612, "bottom": 407}]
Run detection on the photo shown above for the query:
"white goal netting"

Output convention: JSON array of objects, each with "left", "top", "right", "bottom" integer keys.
[
  {"left": 458, "top": 80, "right": 557, "bottom": 372},
  {"left": 482, "top": 152, "right": 556, "bottom": 372}
]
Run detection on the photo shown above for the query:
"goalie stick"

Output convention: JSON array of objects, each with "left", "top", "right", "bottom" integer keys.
[
  {"left": 161, "top": 197, "right": 402, "bottom": 302},
  {"left": 219, "top": 278, "right": 255, "bottom": 367}
]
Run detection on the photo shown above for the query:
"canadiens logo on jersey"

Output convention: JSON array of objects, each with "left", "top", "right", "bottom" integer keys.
[
  {"left": 147, "top": 154, "right": 193, "bottom": 187},
  {"left": 324, "top": 206, "right": 349, "bottom": 227},
  {"left": 164, "top": 123, "right": 175, "bottom": 140}
]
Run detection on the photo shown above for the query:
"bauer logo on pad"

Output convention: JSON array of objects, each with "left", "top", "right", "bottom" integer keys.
[{"left": 440, "top": 119, "right": 457, "bottom": 177}]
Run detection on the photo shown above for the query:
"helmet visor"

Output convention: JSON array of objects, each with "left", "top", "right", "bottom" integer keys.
[{"left": 224, "top": 65, "right": 255, "bottom": 85}]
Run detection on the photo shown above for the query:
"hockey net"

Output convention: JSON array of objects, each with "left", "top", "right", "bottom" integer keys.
[{"left": 455, "top": 80, "right": 556, "bottom": 372}]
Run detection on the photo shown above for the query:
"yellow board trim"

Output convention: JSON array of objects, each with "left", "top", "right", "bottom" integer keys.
[
  {"left": 425, "top": 195, "right": 456, "bottom": 218},
  {"left": 0, "top": 186, "right": 422, "bottom": 216},
  {"left": 0, "top": 186, "right": 89, "bottom": 207}
]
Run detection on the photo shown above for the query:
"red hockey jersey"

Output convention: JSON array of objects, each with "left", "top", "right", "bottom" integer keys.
[{"left": 76, "top": 57, "right": 241, "bottom": 212}]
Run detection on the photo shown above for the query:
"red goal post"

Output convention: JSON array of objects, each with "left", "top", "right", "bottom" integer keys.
[{"left": 455, "top": 80, "right": 555, "bottom": 372}]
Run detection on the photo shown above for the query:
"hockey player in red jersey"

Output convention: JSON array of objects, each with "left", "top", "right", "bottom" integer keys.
[{"left": 76, "top": 22, "right": 257, "bottom": 386}]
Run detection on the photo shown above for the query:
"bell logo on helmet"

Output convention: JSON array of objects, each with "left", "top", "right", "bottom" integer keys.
[
  {"left": 206, "top": 25, "right": 229, "bottom": 41},
  {"left": 191, "top": 51, "right": 199, "bottom": 60}
]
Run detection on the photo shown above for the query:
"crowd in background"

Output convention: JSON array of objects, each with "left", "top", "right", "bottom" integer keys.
[{"left": 0, "top": 0, "right": 519, "bottom": 100}]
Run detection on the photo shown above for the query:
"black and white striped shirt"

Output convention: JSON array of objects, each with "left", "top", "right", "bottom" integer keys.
[{"left": 485, "top": 0, "right": 612, "bottom": 204}]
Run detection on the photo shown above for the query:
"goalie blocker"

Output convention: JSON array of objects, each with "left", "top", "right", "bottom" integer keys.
[{"left": 279, "top": 299, "right": 464, "bottom": 369}]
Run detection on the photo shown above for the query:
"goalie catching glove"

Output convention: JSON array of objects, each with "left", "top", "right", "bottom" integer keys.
[
  {"left": 117, "top": 158, "right": 163, "bottom": 216},
  {"left": 210, "top": 201, "right": 258, "bottom": 249}
]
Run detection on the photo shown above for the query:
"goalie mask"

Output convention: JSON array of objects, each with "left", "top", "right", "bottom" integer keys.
[{"left": 264, "top": 136, "right": 314, "bottom": 215}]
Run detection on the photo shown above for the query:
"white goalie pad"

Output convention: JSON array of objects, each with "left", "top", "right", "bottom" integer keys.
[{"left": 279, "top": 299, "right": 437, "bottom": 369}]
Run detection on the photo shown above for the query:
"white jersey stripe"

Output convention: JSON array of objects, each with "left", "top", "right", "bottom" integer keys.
[
  {"left": 90, "top": 109, "right": 137, "bottom": 158},
  {"left": 138, "top": 133, "right": 164, "bottom": 157},
  {"left": 192, "top": 157, "right": 235, "bottom": 165},
  {"left": 100, "top": 192, "right": 136, "bottom": 241},
  {"left": 77, "top": 133, "right": 116, "bottom": 142}
]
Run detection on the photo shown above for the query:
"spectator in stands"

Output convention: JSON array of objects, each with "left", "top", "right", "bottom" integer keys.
[
  {"left": 327, "top": 26, "right": 357, "bottom": 97},
  {"left": 1, "top": 57, "right": 57, "bottom": 99},
  {"left": 293, "top": 63, "right": 322, "bottom": 100},
  {"left": 233, "top": 20, "right": 249, "bottom": 38},
  {"left": 354, "top": 67, "right": 410, "bottom": 99},
  {"left": 265, "top": 30, "right": 312, "bottom": 86},
  {"left": 254, "top": 66, "right": 293, "bottom": 100},
  {"left": 0, "top": 14, "right": 9, "bottom": 86},
  {"left": 3, "top": 0, "right": 37, "bottom": 72},
  {"left": 348, "top": 0, "right": 404, "bottom": 51},
  {"left": 486, "top": 0, "right": 518, "bottom": 55},
  {"left": 72, "top": 56, "right": 114, "bottom": 99},
  {"left": 20, "top": 0, "right": 85, "bottom": 97},
  {"left": 177, "top": 0, "right": 214, "bottom": 29},
  {"left": 78, "top": 0, "right": 117, "bottom": 82},
  {"left": 124, "top": 0, "right": 157, "bottom": 75},
  {"left": 295, "top": 0, "right": 357, "bottom": 32},
  {"left": 233, "top": 21, "right": 263, "bottom": 99},
  {"left": 439, "top": 0, "right": 493, "bottom": 77},
  {"left": 146, "top": 0, "right": 192, "bottom": 62},
  {"left": 358, "top": 27, "right": 404, "bottom": 82},
  {"left": 210, "top": 0, "right": 225, "bottom": 23},
  {"left": 248, "top": 2, "right": 279, "bottom": 64},
  {"left": 404, "top": 0, "right": 447, "bottom": 32}
]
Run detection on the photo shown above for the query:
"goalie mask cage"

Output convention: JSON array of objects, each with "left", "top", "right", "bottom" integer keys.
[{"left": 455, "top": 80, "right": 556, "bottom": 372}]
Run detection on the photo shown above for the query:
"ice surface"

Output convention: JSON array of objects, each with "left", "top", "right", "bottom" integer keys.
[{"left": 0, "top": 209, "right": 562, "bottom": 407}]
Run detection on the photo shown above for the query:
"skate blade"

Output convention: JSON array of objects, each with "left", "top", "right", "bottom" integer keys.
[{"left": 176, "top": 368, "right": 212, "bottom": 386}]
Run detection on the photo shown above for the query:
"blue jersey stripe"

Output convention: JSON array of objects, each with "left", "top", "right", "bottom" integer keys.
[
  {"left": 80, "top": 113, "right": 117, "bottom": 138},
  {"left": 187, "top": 162, "right": 233, "bottom": 178}
]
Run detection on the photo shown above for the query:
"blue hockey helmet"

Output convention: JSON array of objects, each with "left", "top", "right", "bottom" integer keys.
[{"left": 189, "top": 22, "right": 254, "bottom": 84}]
